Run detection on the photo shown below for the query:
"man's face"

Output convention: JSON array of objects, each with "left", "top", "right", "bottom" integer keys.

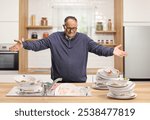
[{"left": 63, "top": 19, "right": 77, "bottom": 39}]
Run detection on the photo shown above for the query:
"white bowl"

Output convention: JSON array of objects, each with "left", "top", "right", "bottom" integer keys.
[
  {"left": 108, "top": 82, "right": 135, "bottom": 96},
  {"left": 96, "top": 68, "right": 120, "bottom": 79},
  {"left": 14, "top": 75, "right": 41, "bottom": 91},
  {"left": 106, "top": 79, "right": 130, "bottom": 88}
]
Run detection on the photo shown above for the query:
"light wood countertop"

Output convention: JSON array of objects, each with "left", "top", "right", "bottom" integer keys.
[{"left": 0, "top": 82, "right": 150, "bottom": 103}]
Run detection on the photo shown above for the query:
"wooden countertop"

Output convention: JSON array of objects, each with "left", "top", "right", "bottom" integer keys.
[{"left": 0, "top": 82, "right": 150, "bottom": 103}]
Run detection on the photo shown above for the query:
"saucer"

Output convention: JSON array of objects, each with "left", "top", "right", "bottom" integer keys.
[{"left": 107, "top": 92, "right": 137, "bottom": 100}]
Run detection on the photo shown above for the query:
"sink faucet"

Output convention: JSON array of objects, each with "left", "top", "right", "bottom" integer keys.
[{"left": 42, "top": 78, "right": 62, "bottom": 96}]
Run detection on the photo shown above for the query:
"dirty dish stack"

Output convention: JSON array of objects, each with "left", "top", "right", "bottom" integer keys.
[
  {"left": 106, "top": 80, "right": 137, "bottom": 99},
  {"left": 92, "top": 67, "right": 120, "bottom": 89}
]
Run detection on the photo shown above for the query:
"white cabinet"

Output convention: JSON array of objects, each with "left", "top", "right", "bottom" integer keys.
[
  {"left": 0, "top": 0, "right": 19, "bottom": 21},
  {"left": 124, "top": 0, "right": 150, "bottom": 22}
]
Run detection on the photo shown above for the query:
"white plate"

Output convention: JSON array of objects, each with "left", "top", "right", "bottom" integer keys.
[
  {"left": 17, "top": 87, "right": 43, "bottom": 94},
  {"left": 54, "top": 83, "right": 90, "bottom": 96},
  {"left": 91, "top": 83, "right": 108, "bottom": 90},
  {"left": 107, "top": 81, "right": 131, "bottom": 88},
  {"left": 107, "top": 92, "right": 137, "bottom": 100}
]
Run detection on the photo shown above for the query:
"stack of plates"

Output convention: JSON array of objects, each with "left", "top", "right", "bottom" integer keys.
[
  {"left": 106, "top": 80, "right": 137, "bottom": 99},
  {"left": 96, "top": 68, "right": 120, "bottom": 80},
  {"left": 92, "top": 68, "right": 120, "bottom": 90}
]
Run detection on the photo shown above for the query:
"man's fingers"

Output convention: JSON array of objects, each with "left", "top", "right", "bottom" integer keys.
[
  {"left": 14, "top": 39, "right": 22, "bottom": 44},
  {"left": 116, "top": 44, "right": 122, "bottom": 49}
]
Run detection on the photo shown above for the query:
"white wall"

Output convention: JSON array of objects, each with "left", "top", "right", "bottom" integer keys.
[
  {"left": 0, "top": 0, "right": 19, "bottom": 44},
  {"left": 124, "top": 0, "right": 150, "bottom": 24}
]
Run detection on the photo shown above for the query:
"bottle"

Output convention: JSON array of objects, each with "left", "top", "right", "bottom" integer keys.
[
  {"left": 107, "top": 19, "right": 112, "bottom": 31},
  {"left": 31, "top": 15, "right": 36, "bottom": 26},
  {"left": 41, "top": 17, "right": 48, "bottom": 26}
]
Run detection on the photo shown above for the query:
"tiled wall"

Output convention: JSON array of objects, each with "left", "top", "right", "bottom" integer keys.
[{"left": 28, "top": 0, "right": 114, "bottom": 68}]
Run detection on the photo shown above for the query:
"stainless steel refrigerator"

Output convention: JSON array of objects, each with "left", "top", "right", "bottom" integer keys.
[{"left": 124, "top": 26, "right": 150, "bottom": 80}]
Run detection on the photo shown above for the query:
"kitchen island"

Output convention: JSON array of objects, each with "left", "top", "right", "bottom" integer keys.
[{"left": 0, "top": 82, "right": 150, "bottom": 103}]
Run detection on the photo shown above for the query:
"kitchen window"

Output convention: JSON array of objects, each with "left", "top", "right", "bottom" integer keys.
[{"left": 51, "top": 4, "right": 94, "bottom": 37}]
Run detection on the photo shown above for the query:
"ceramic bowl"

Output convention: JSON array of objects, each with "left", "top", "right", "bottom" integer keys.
[
  {"left": 14, "top": 75, "right": 41, "bottom": 91},
  {"left": 107, "top": 81, "right": 135, "bottom": 96}
]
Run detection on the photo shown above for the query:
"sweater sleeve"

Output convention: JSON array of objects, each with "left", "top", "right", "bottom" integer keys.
[
  {"left": 23, "top": 33, "right": 54, "bottom": 51},
  {"left": 87, "top": 37, "right": 114, "bottom": 56}
]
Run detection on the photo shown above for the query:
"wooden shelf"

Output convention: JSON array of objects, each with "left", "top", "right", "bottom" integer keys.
[
  {"left": 95, "top": 30, "right": 116, "bottom": 34},
  {"left": 97, "top": 43, "right": 116, "bottom": 47},
  {"left": 26, "top": 25, "right": 53, "bottom": 29},
  {"left": 26, "top": 38, "right": 39, "bottom": 41}
]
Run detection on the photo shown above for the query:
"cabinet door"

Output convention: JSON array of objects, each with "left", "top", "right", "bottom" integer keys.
[
  {"left": 0, "top": 0, "right": 19, "bottom": 21},
  {"left": 124, "top": 0, "right": 150, "bottom": 22}
]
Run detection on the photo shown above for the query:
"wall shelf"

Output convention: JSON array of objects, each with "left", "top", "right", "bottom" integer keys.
[
  {"left": 26, "top": 38, "right": 38, "bottom": 41},
  {"left": 97, "top": 43, "right": 116, "bottom": 47},
  {"left": 95, "top": 30, "right": 116, "bottom": 34},
  {"left": 26, "top": 25, "right": 53, "bottom": 29}
]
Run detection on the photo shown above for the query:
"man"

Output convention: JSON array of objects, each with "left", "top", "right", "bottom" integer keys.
[{"left": 10, "top": 16, "right": 127, "bottom": 83}]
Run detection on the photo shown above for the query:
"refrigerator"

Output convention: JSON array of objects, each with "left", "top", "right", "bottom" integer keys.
[{"left": 124, "top": 26, "right": 150, "bottom": 80}]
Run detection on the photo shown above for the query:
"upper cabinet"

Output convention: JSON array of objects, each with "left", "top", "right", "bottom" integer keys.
[
  {"left": 0, "top": 0, "right": 19, "bottom": 21},
  {"left": 124, "top": 0, "right": 150, "bottom": 22}
]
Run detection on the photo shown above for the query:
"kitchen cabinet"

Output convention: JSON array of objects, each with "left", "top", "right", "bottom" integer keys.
[
  {"left": 19, "top": 0, "right": 123, "bottom": 74},
  {"left": 124, "top": 0, "right": 150, "bottom": 22}
]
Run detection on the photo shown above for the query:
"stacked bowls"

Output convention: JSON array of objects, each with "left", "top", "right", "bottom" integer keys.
[
  {"left": 106, "top": 80, "right": 137, "bottom": 99},
  {"left": 14, "top": 75, "right": 42, "bottom": 93},
  {"left": 93, "top": 68, "right": 120, "bottom": 89}
]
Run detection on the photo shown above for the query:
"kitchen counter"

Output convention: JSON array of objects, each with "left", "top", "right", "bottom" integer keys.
[{"left": 0, "top": 82, "right": 150, "bottom": 103}]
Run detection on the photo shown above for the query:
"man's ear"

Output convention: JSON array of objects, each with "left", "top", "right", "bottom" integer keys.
[{"left": 63, "top": 25, "right": 66, "bottom": 29}]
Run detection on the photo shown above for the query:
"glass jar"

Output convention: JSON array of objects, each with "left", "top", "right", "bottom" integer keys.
[
  {"left": 43, "top": 32, "right": 49, "bottom": 38},
  {"left": 96, "top": 22, "right": 103, "bottom": 31},
  {"left": 31, "top": 32, "right": 38, "bottom": 39},
  {"left": 106, "top": 40, "right": 109, "bottom": 44},
  {"left": 41, "top": 17, "right": 48, "bottom": 26},
  {"left": 101, "top": 40, "right": 104, "bottom": 44},
  {"left": 110, "top": 40, "right": 114, "bottom": 44}
]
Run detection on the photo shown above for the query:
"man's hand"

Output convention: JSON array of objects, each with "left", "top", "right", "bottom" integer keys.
[
  {"left": 9, "top": 39, "right": 23, "bottom": 52},
  {"left": 113, "top": 44, "right": 127, "bottom": 57}
]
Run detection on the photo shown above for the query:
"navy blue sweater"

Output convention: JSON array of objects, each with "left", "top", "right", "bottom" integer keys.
[{"left": 23, "top": 32, "right": 114, "bottom": 82}]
